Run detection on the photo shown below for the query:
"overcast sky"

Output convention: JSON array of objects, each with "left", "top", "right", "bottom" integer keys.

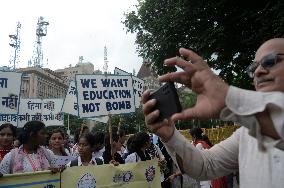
[{"left": 0, "top": 0, "right": 142, "bottom": 74}]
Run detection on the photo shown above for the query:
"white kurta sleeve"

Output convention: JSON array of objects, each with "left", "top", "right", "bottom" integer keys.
[
  {"left": 163, "top": 128, "right": 239, "bottom": 180},
  {"left": 220, "top": 86, "right": 284, "bottom": 150}
]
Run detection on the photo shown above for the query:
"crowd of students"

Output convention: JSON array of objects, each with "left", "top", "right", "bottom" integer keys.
[
  {"left": 0, "top": 120, "right": 237, "bottom": 187},
  {"left": 0, "top": 121, "right": 173, "bottom": 187}
]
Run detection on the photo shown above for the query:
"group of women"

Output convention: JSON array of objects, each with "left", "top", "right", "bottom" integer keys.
[
  {"left": 0, "top": 120, "right": 166, "bottom": 179},
  {"left": 0, "top": 121, "right": 57, "bottom": 174},
  {"left": 1, "top": 120, "right": 230, "bottom": 188}
]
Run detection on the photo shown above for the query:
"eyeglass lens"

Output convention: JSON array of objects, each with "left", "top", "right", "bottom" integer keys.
[{"left": 247, "top": 53, "right": 277, "bottom": 78}]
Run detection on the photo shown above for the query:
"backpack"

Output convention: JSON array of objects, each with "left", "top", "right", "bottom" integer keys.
[{"left": 70, "top": 157, "right": 103, "bottom": 167}]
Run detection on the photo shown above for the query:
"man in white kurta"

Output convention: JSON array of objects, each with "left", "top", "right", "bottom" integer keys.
[{"left": 142, "top": 38, "right": 284, "bottom": 188}]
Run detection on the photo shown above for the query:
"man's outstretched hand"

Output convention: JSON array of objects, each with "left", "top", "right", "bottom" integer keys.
[{"left": 142, "top": 48, "right": 229, "bottom": 141}]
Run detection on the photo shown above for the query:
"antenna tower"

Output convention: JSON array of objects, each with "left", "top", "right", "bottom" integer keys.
[
  {"left": 32, "top": 16, "right": 49, "bottom": 67},
  {"left": 9, "top": 22, "right": 21, "bottom": 70},
  {"left": 103, "top": 46, "right": 108, "bottom": 74}
]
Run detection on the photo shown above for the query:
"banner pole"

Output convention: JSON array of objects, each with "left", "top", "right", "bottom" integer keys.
[
  {"left": 108, "top": 114, "right": 113, "bottom": 160},
  {"left": 67, "top": 114, "right": 70, "bottom": 135},
  {"left": 118, "top": 115, "right": 123, "bottom": 132}
]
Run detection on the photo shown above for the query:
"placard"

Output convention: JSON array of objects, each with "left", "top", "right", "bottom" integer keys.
[
  {"left": 0, "top": 71, "right": 22, "bottom": 115},
  {"left": 62, "top": 81, "right": 109, "bottom": 123},
  {"left": 17, "top": 98, "right": 64, "bottom": 127},
  {"left": 75, "top": 74, "right": 135, "bottom": 118},
  {"left": 114, "top": 67, "right": 144, "bottom": 108}
]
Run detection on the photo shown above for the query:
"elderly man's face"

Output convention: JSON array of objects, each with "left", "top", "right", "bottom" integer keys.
[{"left": 253, "top": 39, "right": 284, "bottom": 92}]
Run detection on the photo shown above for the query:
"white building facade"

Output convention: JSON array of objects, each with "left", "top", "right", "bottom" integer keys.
[{"left": 16, "top": 67, "right": 67, "bottom": 99}]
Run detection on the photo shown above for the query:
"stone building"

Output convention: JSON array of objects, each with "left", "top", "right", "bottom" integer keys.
[
  {"left": 137, "top": 60, "right": 161, "bottom": 90},
  {"left": 16, "top": 67, "right": 67, "bottom": 99},
  {"left": 54, "top": 56, "right": 97, "bottom": 84}
]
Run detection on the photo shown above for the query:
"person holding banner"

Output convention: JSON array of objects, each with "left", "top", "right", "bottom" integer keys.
[
  {"left": 71, "top": 126, "right": 89, "bottom": 158},
  {"left": 142, "top": 39, "right": 284, "bottom": 187},
  {"left": 125, "top": 132, "right": 151, "bottom": 163},
  {"left": 0, "top": 123, "right": 16, "bottom": 162},
  {"left": 103, "top": 133, "right": 125, "bottom": 165},
  {"left": 68, "top": 133, "right": 103, "bottom": 167},
  {"left": 48, "top": 129, "right": 69, "bottom": 156},
  {"left": 0, "top": 121, "right": 61, "bottom": 174},
  {"left": 92, "top": 131, "right": 105, "bottom": 160},
  {"left": 117, "top": 129, "right": 127, "bottom": 156},
  {"left": 122, "top": 135, "right": 136, "bottom": 160}
]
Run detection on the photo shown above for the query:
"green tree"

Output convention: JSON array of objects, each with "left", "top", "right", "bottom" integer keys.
[
  {"left": 91, "top": 108, "right": 147, "bottom": 135},
  {"left": 63, "top": 114, "right": 84, "bottom": 135},
  {"left": 124, "top": 0, "right": 284, "bottom": 89}
]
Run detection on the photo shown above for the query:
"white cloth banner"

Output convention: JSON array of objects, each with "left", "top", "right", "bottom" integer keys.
[
  {"left": 61, "top": 81, "right": 78, "bottom": 116},
  {"left": 114, "top": 67, "right": 144, "bottom": 108},
  {"left": 0, "top": 114, "right": 17, "bottom": 126},
  {"left": 17, "top": 98, "right": 64, "bottom": 127},
  {"left": 0, "top": 71, "right": 22, "bottom": 115},
  {"left": 75, "top": 74, "right": 135, "bottom": 118}
]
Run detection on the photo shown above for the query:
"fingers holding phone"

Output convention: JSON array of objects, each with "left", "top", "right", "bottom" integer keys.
[
  {"left": 142, "top": 83, "right": 181, "bottom": 141},
  {"left": 142, "top": 90, "right": 160, "bottom": 125}
]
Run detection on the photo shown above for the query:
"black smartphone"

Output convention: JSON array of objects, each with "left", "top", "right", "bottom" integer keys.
[{"left": 148, "top": 82, "right": 182, "bottom": 123}]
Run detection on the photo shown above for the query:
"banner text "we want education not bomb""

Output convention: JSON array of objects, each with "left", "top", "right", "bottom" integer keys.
[{"left": 76, "top": 75, "right": 135, "bottom": 118}]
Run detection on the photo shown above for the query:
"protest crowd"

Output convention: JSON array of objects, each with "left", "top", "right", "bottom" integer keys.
[
  {"left": 1, "top": 120, "right": 223, "bottom": 188},
  {"left": 1, "top": 37, "right": 284, "bottom": 188},
  {"left": 0, "top": 121, "right": 202, "bottom": 187}
]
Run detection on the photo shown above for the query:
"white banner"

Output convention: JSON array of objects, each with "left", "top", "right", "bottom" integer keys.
[
  {"left": 114, "top": 67, "right": 144, "bottom": 108},
  {"left": 0, "top": 71, "right": 22, "bottom": 115},
  {"left": 0, "top": 114, "right": 17, "bottom": 126},
  {"left": 62, "top": 81, "right": 109, "bottom": 123},
  {"left": 75, "top": 74, "right": 135, "bottom": 118},
  {"left": 113, "top": 67, "right": 130, "bottom": 76},
  {"left": 61, "top": 81, "right": 78, "bottom": 116},
  {"left": 17, "top": 98, "right": 64, "bottom": 128}
]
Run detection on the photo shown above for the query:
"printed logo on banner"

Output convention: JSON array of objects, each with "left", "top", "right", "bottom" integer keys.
[
  {"left": 113, "top": 171, "right": 134, "bottom": 184},
  {"left": 145, "top": 165, "right": 156, "bottom": 182},
  {"left": 77, "top": 173, "right": 96, "bottom": 188}
]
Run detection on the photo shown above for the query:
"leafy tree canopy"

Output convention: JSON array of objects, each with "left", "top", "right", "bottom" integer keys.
[{"left": 123, "top": 0, "right": 284, "bottom": 89}]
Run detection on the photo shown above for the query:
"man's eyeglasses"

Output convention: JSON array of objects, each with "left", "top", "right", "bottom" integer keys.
[{"left": 246, "top": 53, "right": 284, "bottom": 78}]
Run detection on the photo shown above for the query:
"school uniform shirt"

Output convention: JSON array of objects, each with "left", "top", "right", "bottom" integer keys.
[
  {"left": 67, "top": 156, "right": 99, "bottom": 167},
  {"left": 124, "top": 151, "right": 150, "bottom": 163},
  {"left": 92, "top": 147, "right": 105, "bottom": 163},
  {"left": 102, "top": 151, "right": 124, "bottom": 164},
  {"left": 117, "top": 145, "right": 126, "bottom": 157},
  {"left": 163, "top": 86, "right": 284, "bottom": 188},
  {"left": 125, "top": 152, "right": 141, "bottom": 163}
]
